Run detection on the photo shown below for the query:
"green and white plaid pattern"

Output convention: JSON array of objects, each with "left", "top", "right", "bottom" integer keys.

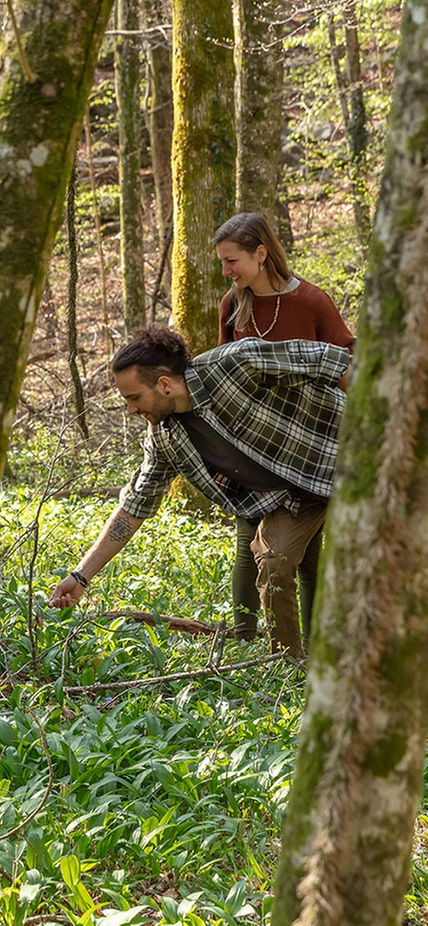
[{"left": 120, "top": 338, "right": 349, "bottom": 521}]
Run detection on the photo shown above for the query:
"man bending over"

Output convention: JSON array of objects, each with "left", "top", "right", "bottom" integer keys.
[{"left": 49, "top": 327, "right": 350, "bottom": 657}]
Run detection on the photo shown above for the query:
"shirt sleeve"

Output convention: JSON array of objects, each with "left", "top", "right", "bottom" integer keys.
[
  {"left": 313, "top": 288, "right": 356, "bottom": 352},
  {"left": 220, "top": 338, "right": 350, "bottom": 388},
  {"left": 119, "top": 433, "right": 175, "bottom": 520},
  {"left": 218, "top": 291, "right": 235, "bottom": 345}
]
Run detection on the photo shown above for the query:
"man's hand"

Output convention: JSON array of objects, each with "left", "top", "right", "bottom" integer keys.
[
  {"left": 337, "top": 363, "right": 352, "bottom": 392},
  {"left": 48, "top": 506, "right": 143, "bottom": 610},
  {"left": 49, "top": 575, "right": 85, "bottom": 609}
]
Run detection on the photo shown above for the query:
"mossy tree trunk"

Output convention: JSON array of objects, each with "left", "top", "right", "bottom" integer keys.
[
  {"left": 272, "top": 5, "right": 428, "bottom": 925},
  {"left": 115, "top": 0, "right": 146, "bottom": 333},
  {"left": 141, "top": 0, "right": 173, "bottom": 267},
  {"left": 171, "top": 0, "right": 236, "bottom": 353},
  {"left": 0, "top": 0, "right": 114, "bottom": 478},
  {"left": 233, "top": 0, "right": 286, "bottom": 232}
]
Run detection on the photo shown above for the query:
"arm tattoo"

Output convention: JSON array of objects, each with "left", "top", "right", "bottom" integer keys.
[{"left": 108, "top": 513, "right": 135, "bottom": 543}]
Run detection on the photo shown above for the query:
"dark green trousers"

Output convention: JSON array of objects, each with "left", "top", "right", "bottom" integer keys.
[{"left": 232, "top": 516, "right": 323, "bottom": 644}]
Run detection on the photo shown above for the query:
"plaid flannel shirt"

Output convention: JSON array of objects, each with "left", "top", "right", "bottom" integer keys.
[{"left": 120, "top": 338, "right": 349, "bottom": 521}]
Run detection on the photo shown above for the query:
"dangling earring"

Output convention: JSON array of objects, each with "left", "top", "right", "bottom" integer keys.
[{"left": 259, "top": 261, "right": 265, "bottom": 272}]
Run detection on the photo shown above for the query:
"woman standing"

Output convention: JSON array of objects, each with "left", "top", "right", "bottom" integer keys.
[{"left": 215, "top": 212, "right": 355, "bottom": 649}]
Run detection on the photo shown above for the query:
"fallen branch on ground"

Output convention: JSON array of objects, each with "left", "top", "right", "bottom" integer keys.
[
  {"left": 104, "top": 609, "right": 235, "bottom": 636},
  {"left": 64, "top": 651, "right": 305, "bottom": 695}
]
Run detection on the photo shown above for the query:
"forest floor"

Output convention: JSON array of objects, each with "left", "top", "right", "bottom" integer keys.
[{"left": 2, "top": 19, "right": 428, "bottom": 914}]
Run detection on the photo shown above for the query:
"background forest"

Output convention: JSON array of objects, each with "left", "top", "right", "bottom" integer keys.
[{"left": 0, "top": 1, "right": 427, "bottom": 925}]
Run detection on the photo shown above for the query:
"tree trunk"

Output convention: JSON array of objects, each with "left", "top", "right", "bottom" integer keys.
[
  {"left": 272, "top": 5, "right": 428, "bottom": 925},
  {"left": 66, "top": 162, "right": 90, "bottom": 440},
  {"left": 344, "top": 0, "right": 371, "bottom": 250},
  {"left": 0, "top": 0, "right": 114, "bottom": 478},
  {"left": 233, "top": 0, "right": 285, "bottom": 231},
  {"left": 328, "top": 2, "right": 371, "bottom": 252},
  {"left": 171, "top": 0, "right": 236, "bottom": 353},
  {"left": 141, "top": 0, "right": 173, "bottom": 268},
  {"left": 115, "top": 0, "right": 146, "bottom": 333}
]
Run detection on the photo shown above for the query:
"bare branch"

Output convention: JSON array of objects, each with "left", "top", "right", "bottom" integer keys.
[{"left": 64, "top": 651, "right": 305, "bottom": 695}]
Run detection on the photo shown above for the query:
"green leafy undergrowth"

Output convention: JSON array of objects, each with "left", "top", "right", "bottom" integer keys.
[
  {"left": 0, "top": 490, "right": 299, "bottom": 924},
  {"left": 0, "top": 490, "right": 426, "bottom": 924}
]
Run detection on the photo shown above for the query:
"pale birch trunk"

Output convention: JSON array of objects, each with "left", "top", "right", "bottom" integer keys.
[
  {"left": 233, "top": 0, "right": 285, "bottom": 231},
  {"left": 115, "top": 0, "right": 146, "bottom": 333},
  {"left": 171, "top": 0, "right": 235, "bottom": 353},
  {"left": 0, "top": 0, "right": 114, "bottom": 478},
  {"left": 272, "top": 3, "right": 428, "bottom": 925}
]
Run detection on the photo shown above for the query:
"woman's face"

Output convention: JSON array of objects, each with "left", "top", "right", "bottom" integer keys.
[{"left": 216, "top": 239, "right": 267, "bottom": 290}]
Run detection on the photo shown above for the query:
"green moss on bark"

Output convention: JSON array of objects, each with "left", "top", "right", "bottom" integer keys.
[
  {"left": 0, "top": 0, "right": 115, "bottom": 477},
  {"left": 171, "top": 0, "right": 235, "bottom": 354}
]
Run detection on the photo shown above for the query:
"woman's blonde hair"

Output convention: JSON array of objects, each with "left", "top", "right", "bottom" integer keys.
[{"left": 214, "top": 212, "right": 292, "bottom": 331}]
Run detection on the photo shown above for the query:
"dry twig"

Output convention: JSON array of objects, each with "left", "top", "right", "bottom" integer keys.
[{"left": 64, "top": 651, "right": 305, "bottom": 695}]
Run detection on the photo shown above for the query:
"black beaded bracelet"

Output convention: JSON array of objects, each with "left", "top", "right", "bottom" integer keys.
[{"left": 70, "top": 570, "right": 89, "bottom": 589}]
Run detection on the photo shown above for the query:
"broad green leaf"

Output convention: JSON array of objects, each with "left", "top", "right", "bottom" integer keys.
[
  {"left": 73, "top": 880, "right": 96, "bottom": 912},
  {"left": 19, "top": 881, "right": 41, "bottom": 902},
  {"left": 225, "top": 881, "right": 246, "bottom": 916},
  {"left": 160, "top": 896, "right": 178, "bottom": 922},
  {"left": 60, "top": 854, "right": 81, "bottom": 890},
  {"left": 246, "top": 848, "right": 264, "bottom": 879},
  {"left": 54, "top": 676, "right": 64, "bottom": 705},
  {"left": 0, "top": 719, "right": 17, "bottom": 746},
  {"left": 96, "top": 906, "right": 150, "bottom": 926}
]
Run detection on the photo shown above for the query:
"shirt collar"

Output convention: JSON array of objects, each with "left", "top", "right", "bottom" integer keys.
[{"left": 183, "top": 365, "right": 211, "bottom": 411}]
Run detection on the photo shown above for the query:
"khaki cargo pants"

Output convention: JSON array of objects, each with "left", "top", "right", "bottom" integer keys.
[{"left": 250, "top": 498, "right": 328, "bottom": 658}]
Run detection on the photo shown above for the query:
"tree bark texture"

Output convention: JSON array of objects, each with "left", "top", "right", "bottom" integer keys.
[
  {"left": 0, "top": 0, "right": 114, "bottom": 478},
  {"left": 66, "top": 162, "right": 89, "bottom": 440},
  {"left": 233, "top": 0, "right": 285, "bottom": 229},
  {"left": 171, "top": 0, "right": 236, "bottom": 353},
  {"left": 344, "top": 0, "right": 371, "bottom": 250},
  {"left": 115, "top": 0, "right": 146, "bottom": 333},
  {"left": 272, "top": 4, "right": 428, "bottom": 925},
  {"left": 328, "top": 2, "right": 371, "bottom": 251},
  {"left": 141, "top": 0, "right": 173, "bottom": 259}
]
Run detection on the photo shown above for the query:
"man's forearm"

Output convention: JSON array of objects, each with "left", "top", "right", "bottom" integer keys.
[{"left": 75, "top": 506, "right": 144, "bottom": 580}]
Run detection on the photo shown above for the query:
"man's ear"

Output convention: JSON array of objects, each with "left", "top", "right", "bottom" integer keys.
[{"left": 156, "top": 375, "right": 172, "bottom": 394}]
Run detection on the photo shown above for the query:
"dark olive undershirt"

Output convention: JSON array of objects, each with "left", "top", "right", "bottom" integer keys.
[{"left": 179, "top": 411, "right": 319, "bottom": 500}]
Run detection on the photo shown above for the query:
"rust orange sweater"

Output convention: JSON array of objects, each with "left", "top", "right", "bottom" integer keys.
[{"left": 218, "top": 278, "right": 355, "bottom": 350}]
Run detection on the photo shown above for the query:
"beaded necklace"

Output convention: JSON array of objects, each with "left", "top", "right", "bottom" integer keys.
[{"left": 250, "top": 294, "right": 281, "bottom": 338}]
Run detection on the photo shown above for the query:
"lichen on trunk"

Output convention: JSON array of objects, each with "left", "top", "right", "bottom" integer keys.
[{"left": 272, "top": 4, "right": 428, "bottom": 924}]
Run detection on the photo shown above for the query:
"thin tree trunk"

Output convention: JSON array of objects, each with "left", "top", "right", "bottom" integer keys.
[
  {"left": 272, "top": 4, "right": 428, "bottom": 924},
  {"left": 327, "top": 13, "right": 350, "bottom": 130},
  {"left": 141, "top": 0, "right": 173, "bottom": 275},
  {"left": 233, "top": 0, "right": 286, "bottom": 231},
  {"left": 327, "top": 3, "right": 371, "bottom": 251},
  {"left": 0, "top": 0, "right": 114, "bottom": 478},
  {"left": 115, "top": 0, "right": 146, "bottom": 333},
  {"left": 83, "top": 108, "right": 113, "bottom": 357},
  {"left": 344, "top": 0, "right": 371, "bottom": 249},
  {"left": 171, "top": 0, "right": 235, "bottom": 353},
  {"left": 66, "top": 162, "right": 89, "bottom": 440}
]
